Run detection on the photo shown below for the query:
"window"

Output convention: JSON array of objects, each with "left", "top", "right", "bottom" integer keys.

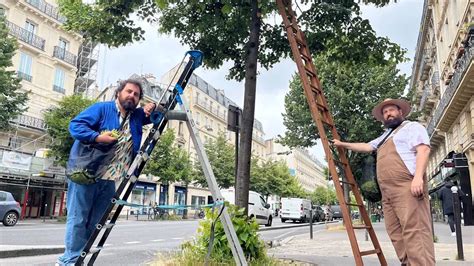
[
  {"left": 191, "top": 196, "right": 206, "bottom": 207},
  {"left": 8, "top": 136, "right": 23, "bottom": 149},
  {"left": 195, "top": 112, "right": 200, "bottom": 125},
  {"left": 18, "top": 52, "right": 32, "bottom": 82},
  {"left": 24, "top": 20, "right": 36, "bottom": 33},
  {"left": 178, "top": 121, "right": 183, "bottom": 136},
  {"left": 53, "top": 68, "right": 65, "bottom": 93},
  {"left": 0, "top": 192, "right": 6, "bottom": 202},
  {"left": 0, "top": 6, "right": 6, "bottom": 17},
  {"left": 58, "top": 38, "right": 68, "bottom": 50}
]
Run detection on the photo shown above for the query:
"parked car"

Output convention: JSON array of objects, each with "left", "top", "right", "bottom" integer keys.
[
  {"left": 0, "top": 190, "right": 21, "bottom": 226},
  {"left": 221, "top": 188, "right": 273, "bottom": 226},
  {"left": 280, "top": 197, "right": 312, "bottom": 223},
  {"left": 311, "top": 205, "right": 325, "bottom": 222},
  {"left": 331, "top": 205, "right": 343, "bottom": 220}
]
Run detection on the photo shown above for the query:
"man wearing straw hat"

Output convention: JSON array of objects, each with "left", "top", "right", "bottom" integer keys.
[{"left": 332, "top": 98, "right": 435, "bottom": 265}]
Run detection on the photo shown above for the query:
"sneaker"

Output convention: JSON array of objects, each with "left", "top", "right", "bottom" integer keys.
[{"left": 451, "top": 232, "right": 456, "bottom": 236}]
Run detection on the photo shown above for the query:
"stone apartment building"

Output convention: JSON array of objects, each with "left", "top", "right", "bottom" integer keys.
[
  {"left": 410, "top": 0, "right": 473, "bottom": 224},
  {"left": 265, "top": 138, "right": 327, "bottom": 193},
  {"left": 0, "top": 0, "right": 98, "bottom": 218}
]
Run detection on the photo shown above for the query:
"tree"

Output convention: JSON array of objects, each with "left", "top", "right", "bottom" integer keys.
[
  {"left": 143, "top": 129, "right": 194, "bottom": 205},
  {"left": 43, "top": 95, "right": 96, "bottom": 167},
  {"left": 58, "top": 0, "right": 403, "bottom": 214},
  {"left": 193, "top": 133, "right": 235, "bottom": 189},
  {"left": 281, "top": 50, "right": 408, "bottom": 184},
  {"left": 311, "top": 186, "right": 338, "bottom": 206},
  {"left": 0, "top": 17, "right": 28, "bottom": 130}
]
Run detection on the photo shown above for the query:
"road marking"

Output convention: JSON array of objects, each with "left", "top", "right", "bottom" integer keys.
[
  {"left": 124, "top": 241, "right": 141, "bottom": 244},
  {"left": 151, "top": 239, "right": 164, "bottom": 242},
  {"left": 171, "top": 237, "right": 183, "bottom": 240}
]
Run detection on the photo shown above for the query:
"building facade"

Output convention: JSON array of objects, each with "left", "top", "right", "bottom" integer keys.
[
  {"left": 0, "top": 0, "right": 98, "bottom": 218},
  {"left": 265, "top": 138, "right": 327, "bottom": 192},
  {"left": 410, "top": 0, "right": 473, "bottom": 224}
]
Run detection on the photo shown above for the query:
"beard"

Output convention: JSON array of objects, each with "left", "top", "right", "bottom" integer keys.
[
  {"left": 119, "top": 98, "right": 137, "bottom": 112},
  {"left": 383, "top": 116, "right": 404, "bottom": 129}
]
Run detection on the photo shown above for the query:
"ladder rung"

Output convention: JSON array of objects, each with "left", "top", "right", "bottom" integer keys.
[
  {"left": 353, "top": 225, "right": 371, "bottom": 230},
  {"left": 90, "top": 247, "right": 103, "bottom": 254},
  {"left": 300, "top": 52, "right": 311, "bottom": 62},
  {"left": 339, "top": 180, "right": 356, "bottom": 186},
  {"left": 345, "top": 202, "right": 363, "bottom": 207},
  {"left": 305, "top": 66, "right": 316, "bottom": 77},
  {"left": 105, "top": 223, "right": 115, "bottom": 229},
  {"left": 294, "top": 34, "right": 305, "bottom": 46},
  {"left": 316, "top": 103, "right": 328, "bottom": 111},
  {"left": 310, "top": 84, "right": 321, "bottom": 94},
  {"left": 333, "top": 158, "right": 348, "bottom": 166},
  {"left": 360, "top": 249, "right": 381, "bottom": 256},
  {"left": 321, "top": 119, "right": 334, "bottom": 128}
]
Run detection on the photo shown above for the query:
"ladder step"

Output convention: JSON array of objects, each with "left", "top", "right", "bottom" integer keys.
[
  {"left": 321, "top": 119, "right": 334, "bottom": 128},
  {"left": 305, "top": 66, "right": 317, "bottom": 77},
  {"left": 332, "top": 158, "right": 348, "bottom": 166},
  {"left": 360, "top": 249, "right": 381, "bottom": 256},
  {"left": 353, "top": 225, "right": 371, "bottom": 230},
  {"left": 300, "top": 51, "right": 311, "bottom": 62},
  {"left": 294, "top": 34, "right": 305, "bottom": 46},
  {"left": 339, "top": 180, "right": 356, "bottom": 186},
  {"left": 345, "top": 202, "right": 363, "bottom": 207},
  {"left": 90, "top": 247, "right": 103, "bottom": 254},
  {"left": 310, "top": 84, "right": 321, "bottom": 93}
]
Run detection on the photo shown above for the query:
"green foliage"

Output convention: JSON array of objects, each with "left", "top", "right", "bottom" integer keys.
[
  {"left": 43, "top": 95, "right": 96, "bottom": 167},
  {"left": 281, "top": 51, "right": 408, "bottom": 183},
  {"left": 311, "top": 186, "right": 338, "bottom": 206},
  {"left": 179, "top": 204, "right": 271, "bottom": 264},
  {"left": 143, "top": 129, "right": 193, "bottom": 185},
  {"left": 250, "top": 158, "right": 306, "bottom": 199},
  {"left": 194, "top": 133, "right": 235, "bottom": 189},
  {"left": 0, "top": 16, "right": 28, "bottom": 130}
]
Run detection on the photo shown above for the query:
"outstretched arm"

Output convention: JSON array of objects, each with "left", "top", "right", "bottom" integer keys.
[{"left": 331, "top": 139, "right": 374, "bottom": 153}]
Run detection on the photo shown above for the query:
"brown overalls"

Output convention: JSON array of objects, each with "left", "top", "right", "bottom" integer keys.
[{"left": 377, "top": 138, "right": 435, "bottom": 266}]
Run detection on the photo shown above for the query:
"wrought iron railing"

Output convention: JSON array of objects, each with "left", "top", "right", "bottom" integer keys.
[
  {"left": 17, "top": 71, "right": 32, "bottom": 82},
  {"left": 5, "top": 20, "right": 45, "bottom": 50},
  {"left": 419, "top": 83, "right": 430, "bottom": 111},
  {"left": 10, "top": 114, "right": 47, "bottom": 131},
  {"left": 427, "top": 33, "right": 474, "bottom": 136},
  {"left": 25, "top": 0, "right": 67, "bottom": 23},
  {"left": 53, "top": 46, "right": 77, "bottom": 66}
]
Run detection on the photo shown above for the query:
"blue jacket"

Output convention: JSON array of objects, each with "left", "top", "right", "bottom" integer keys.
[{"left": 68, "top": 101, "right": 152, "bottom": 158}]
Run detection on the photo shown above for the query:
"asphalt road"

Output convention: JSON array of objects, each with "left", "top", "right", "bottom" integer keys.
[{"left": 0, "top": 218, "right": 325, "bottom": 265}]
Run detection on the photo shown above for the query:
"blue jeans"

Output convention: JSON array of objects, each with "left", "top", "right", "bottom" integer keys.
[{"left": 57, "top": 179, "right": 116, "bottom": 265}]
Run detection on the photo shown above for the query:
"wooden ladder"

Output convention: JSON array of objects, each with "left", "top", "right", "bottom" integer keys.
[{"left": 276, "top": 1, "right": 387, "bottom": 265}]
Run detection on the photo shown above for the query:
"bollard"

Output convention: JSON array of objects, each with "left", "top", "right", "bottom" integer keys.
[
  {"left": 309, "top": 209, "right": 313, "bottom": 239},
  {"left": 451, "top": 186, "right": 464, "bottom": 261}
]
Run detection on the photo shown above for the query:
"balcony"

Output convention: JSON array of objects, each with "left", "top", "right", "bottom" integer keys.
[
  {"left": 193, "top": 98, "right": 226, "bottom": 121},
  {"left": 53, "top": 46, "right": 77, "bottom": 66},
  {"left": 427, "top": 33, "right": 474, "bottom": 136},
  {"left": 419, "top": 83, "right": 430, "bottom": 111},
  {"left": 5, "top": 20, "right": 45, "bottom": 51},
  {"left": 17, "top": 71, "right": 32, "bottom": 82},
  {"left": 25, "top": 0, "right": 67, "bottom": 24},
  {"left": 10, "top": 114, "right": 47, "bottom": 131}
]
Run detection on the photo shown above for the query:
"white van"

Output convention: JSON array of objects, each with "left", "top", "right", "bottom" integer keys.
[
  {"left": 220, "top": 188, "right": 273, "bottom": 226},
  {"left": 280, "top": 197, "right": 312, "bottom": 223}
]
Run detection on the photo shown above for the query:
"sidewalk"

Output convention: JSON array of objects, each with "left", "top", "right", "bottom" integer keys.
[{"left": 269, "top": 221, "right": 474, "bottom": 265}]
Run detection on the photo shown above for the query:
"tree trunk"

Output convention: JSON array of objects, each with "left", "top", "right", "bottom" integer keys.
[{"left": 235, "top": 0, "right": 261, "bottom": 216}]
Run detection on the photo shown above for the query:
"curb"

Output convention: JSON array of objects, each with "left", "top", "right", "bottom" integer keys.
[
  {"left": 259, "top": 220, "right": 339, "bottom": 232},
  {"left": 0, "top": 247, "right": 65, "bottom": 259}
]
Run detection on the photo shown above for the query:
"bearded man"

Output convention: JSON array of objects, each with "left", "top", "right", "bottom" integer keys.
[
  {"left": 57, "top": 79, "right": 156, "bottom": 265},
  {"left": 332, "top": 98, "right": 435, "bottom": 265}
]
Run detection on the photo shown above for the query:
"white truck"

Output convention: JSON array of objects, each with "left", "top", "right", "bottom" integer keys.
[
  {"left": 220, "top": 188, "right": 273, "bottom": 226},
  {"left": 280, "top": 197, "right": 312, "bottom": 223}
]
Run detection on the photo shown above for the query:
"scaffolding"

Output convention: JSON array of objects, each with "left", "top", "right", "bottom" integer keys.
[{"left": 74, "top": 41, "right": 99, "bottom": 96}]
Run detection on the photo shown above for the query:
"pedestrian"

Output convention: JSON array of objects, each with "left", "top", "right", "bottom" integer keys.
[
  {"left": 56, "top": 79, "right": 156, "bottom": 265},
  {"left": 438, "top": 181, "right": 461, "bottom": 236},
  {"left": 332, "top": 98, "right": 435, "bottom": 265}
]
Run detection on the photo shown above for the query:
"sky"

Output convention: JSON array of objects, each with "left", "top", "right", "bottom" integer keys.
[{"left": 96, "top": 0, "right": 424, "bottom": 162}]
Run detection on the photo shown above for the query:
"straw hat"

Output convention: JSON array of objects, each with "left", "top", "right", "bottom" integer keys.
[{"left": 371, "top": 98, "right": 411, "bottom": 121}]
